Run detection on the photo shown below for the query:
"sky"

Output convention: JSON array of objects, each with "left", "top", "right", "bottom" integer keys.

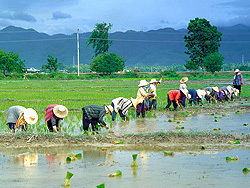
[{"left": 0, "top": 0, "right": 249, "bottom": 35}]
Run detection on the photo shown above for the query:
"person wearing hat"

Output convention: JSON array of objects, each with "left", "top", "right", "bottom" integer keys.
[
  {"left": 6, "top": 106, "right": 38, "bottom": 133},
  {"left": 45, "top": 104, "right": 68, "bottom": 133},
  {"left": 164, "top": 89, "right": 189, "bottom": 110},
  {"left": 233, "top": 69, "right": 243, "bottom": 98},
  {"left": 111, "top": 97, "right": 137, "bottom": 121},
  {"left": 204, "top": 87, "right": 218, "bottom": 104},
  {"left": 147, "top": 76, "right": 163, "bottom": 110},
  {"left": 196, "top": 89, "right": 209, "bottom": 105},
  {"left": 81, "top": 104, "right": 113, "bottom": 132},
  {"left": 179, "top": 77, "right": 188, "bottom": 106},
  {"left": 136, "top": 80, "right": 154, "bottom": 118}
]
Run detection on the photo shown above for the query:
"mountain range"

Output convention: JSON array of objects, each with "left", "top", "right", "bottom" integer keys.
[{"left": 0, "top": 24, "right": 249, "bottom": 68}]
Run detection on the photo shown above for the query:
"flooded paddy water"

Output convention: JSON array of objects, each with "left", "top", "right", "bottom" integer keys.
[{"left": 0, "top": 146, "right": 249, "bottom": 188}]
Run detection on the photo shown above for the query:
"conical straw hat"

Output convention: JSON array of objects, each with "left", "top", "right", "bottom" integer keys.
[
  {"left": 53, "top": 105, "right": 68, "bottom": 119},
  {"left": 180, "top": 77, "right": 188, "bottom": 83},
  {"left": 138, "top": 80, "right": 149, "bottom": 87},
  {"left": 23, "top": 108, "right": 38, "bottom": 125}
]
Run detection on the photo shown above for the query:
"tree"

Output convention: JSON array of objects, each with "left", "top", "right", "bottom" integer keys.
[
  {"left": 90, "top": 53, "right": 125, "bottom": 75},
  {"left": 203, "top": 53, "right": 224, "bottom": 74},
  {"left": 184, "top": 18, "right": 223, "bottom": 73},
  {"left": 86, "top": 23, "right": 113, "bottom": 57},
  {"left": 0, "top": 49, "right": 26, "bottom": 75},
  {"left": 41, "top": 55, "right": 59, "bottom": 72}
]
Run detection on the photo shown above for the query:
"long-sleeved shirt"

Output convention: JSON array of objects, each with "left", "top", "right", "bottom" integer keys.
[
  {"left": 148, "top": 84, "right": 157, "bottom": 99},
  {"left": 168, "top": 90, "right": 184, "bottom": 103},
  {"left": 188, "top": 89, "right": 197, "bottom": 104},
  {"left": 112, "top": 97, "right": 132, "bottom": 116},
  {"left": 233, "top": 73, "right": 243, "bottom": 85},
  {"left": 136, "top": 87, "right": 148, "bottom": 104},
  {"left": 45, "top": 104, "right": 57, "bottom": 122},
  {"left": 7, "top": 106, "right": 26, "bottom": 124},
  {"left": 82, "top": 105, "right": 106, "bottom": 126},
  {"left": 179, "top": 83, "right": 187, "bottom": 90}
]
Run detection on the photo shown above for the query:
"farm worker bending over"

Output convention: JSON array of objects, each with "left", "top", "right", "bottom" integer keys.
[
  {"left": 136, "top": 80, "right": 154, "bottom": 118},
  {"left": 81, "top": 104, "right": 113, "bottom": 132},
  {"left": 164, "top": 89, "right": 189, "bottom": 110},
  {"left": 111, "top": 97, "right": 138, "bottom": 121},
  {"left": 45, "top": 104, "right": 68, "bottom": 133},
  {"left": 7, "top": 106, "right": 38, "bottom": 133},
  {"left": 188, "top": 89, "right": 197, "bottom": 105},
  {"left": 147, "top": 76, "right": 163, "bottom": 110},
  {"left": 204, "top": 87, "right": 219, "bottom": 104},
  {"left": 233, "top": 69, "right": 243, "bottom": 98},
  {"left": 196, "top": 89, "right": 209, "bottom": 105}
]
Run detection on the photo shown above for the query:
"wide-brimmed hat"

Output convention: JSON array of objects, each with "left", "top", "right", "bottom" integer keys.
[
  {"left": 138, "top": 80, "right": 149, "bottom": 87},
  {"left": 235, "top": 69, "right": 240, "bottom": 73},
  {"left": 212, "top": 87, "right": 219, "bottom": 92},
  {"left": 180, "top": 77, "right": 188, "bottom": 83},
  {"left": 196, "top": 89, "right": 206, "bottom": 98},
  {"left": 23, "top": 108, "right": 38, "bottom": 125},
  {"left": 53, "top": 105, "right": 68, "bottom": 118},
  {"left": 105, "top": 105, "right": 113, "bottom": 115},
  {"left": 149, "top": 79, "right": 157, "bottom": 84},
  {"left": 181, "top": 89, "right": 189, "bottom": 97},
  {"left": 233, "top": 88, "right": 239, "bottom": 96},
  {"left": 131, "top": 98, "right": 139, "bottom": 108}
]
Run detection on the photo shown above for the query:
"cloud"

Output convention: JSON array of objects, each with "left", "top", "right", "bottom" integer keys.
[
  {"left": 12, "top": 12, "right": 36, "bottom": 22},
  {"left": 52, "top": 11, "right": 72, "bottom": 20}
]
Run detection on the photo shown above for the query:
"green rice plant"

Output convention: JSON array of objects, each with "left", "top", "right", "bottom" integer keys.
[
  {"left": 61, "top": 171, "right": 74, "bottom": 187},
  {"left": 131, "top": 154, "right": 138, "bottom": 167},
  {"left": 226, "top": 156, "right": 239, "bottom": 162},
  {"left": 96, "top": 183, "right": 105, "bottom": 188}
]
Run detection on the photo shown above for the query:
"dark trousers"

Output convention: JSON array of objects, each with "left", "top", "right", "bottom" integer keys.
[
  {"left": 136, "top": 101, "right": 145, "bottom": 118},
  {"left": 149, "top": 99, "right": 157, "bottom": 109},
  {"left": 47, "top": 117, "right": 60, "bottom": 132},
  {"left": 82, "top": 108, "right": 98, "bottom": 131},
  {"left": 165, "top": 95, "right": 178, "bottom": 110}
]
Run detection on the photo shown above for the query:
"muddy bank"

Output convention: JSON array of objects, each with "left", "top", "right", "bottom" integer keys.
[{"left": 1, "top": 132, "right": 249, "bottom": 150}]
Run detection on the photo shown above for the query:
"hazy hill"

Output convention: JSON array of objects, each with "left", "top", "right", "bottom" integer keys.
[{"left": 0, "top": 25, "right": 249, "bottom": 68}]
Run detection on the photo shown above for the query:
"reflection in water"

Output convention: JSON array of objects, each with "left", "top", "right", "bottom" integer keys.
[{"left": 140, "top": 151, "right": 148, "bottom": 165}]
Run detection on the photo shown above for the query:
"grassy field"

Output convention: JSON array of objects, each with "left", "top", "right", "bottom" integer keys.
[{"left": 0, "top": 78, "right": 249, "bottom": 133}]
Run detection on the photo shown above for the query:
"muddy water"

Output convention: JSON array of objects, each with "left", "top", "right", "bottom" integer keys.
[
  {"left": 0, "top": 147, "right": 249, "bottom": 188},
  {"left": 111, "top": 112, "right": 250, "bottom": 135}
]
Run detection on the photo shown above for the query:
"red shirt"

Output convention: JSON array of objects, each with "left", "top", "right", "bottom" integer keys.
[
  {"left": 45, "top": 104, "right": 57, "bottom": 122},
  {"left": 168, "top": 90, "right": 184, "bottom": 102}
]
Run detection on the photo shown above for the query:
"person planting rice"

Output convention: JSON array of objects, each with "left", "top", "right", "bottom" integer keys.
[
  {"left": 188, "top": 89, "right": 198, "bottom": 105},
  {"left": 45, "top": 104, "right": 68, "bottom": 133},
  {"left": 147, "top": 76, "right": 163, "bottom": 110},
  {"left": 196, "top": 89, "right": 209, "bottom": 105},
  {"left": 136, "top": 80, "right": 154, "bottom": 118},
  {"left": 233, "top": 69, "right": 243, "bottom": 98},
  {"left": 164, "top": 89, "right": 189, "bottom": 110},
  {"left": 6, "top": 106, "right": 38, "bottom": 133},
  {"left": 204, "top": 87, "right": 219, "bottom": 104},
  {"left": 179, "top": 77, "right": 188, "bottom": 106},
  {"left": 111, "top": 97, "right": 138, "bottom": 121},
  {"left": 81, "top": 104, "right": 113, "bottom": 132}
]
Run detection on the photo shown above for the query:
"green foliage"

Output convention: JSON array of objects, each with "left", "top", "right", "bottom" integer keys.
[
  {"left": 0, "top": 49, "right": 26, "bottom": 75},
  {"left": 86, "top": 22, "right": 113, "bottom": 57},
  {"left": 90, "top": 53, "right": 125, "bottom": 74},
  {"left": 131, "top": 154, "right": 138, "bottom": 167},
  {"left": 203, "top": 53, "right": 224, "bottom": 73},
  {"left": 161, "top": 70, "right": 178, "bottom": 77},
  {"left": 184, "top": 18, "right": 222, "bottom": 72},
  {"left": 41, "top": 55, "right": 59, "bottom": 73}
]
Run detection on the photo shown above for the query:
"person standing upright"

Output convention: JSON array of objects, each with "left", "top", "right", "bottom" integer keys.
[{"left": 233, "top": 69, "right": 243, "bottom": 98}]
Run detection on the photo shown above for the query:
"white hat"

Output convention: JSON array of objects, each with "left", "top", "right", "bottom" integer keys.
[
  {"left": 131, "top": 98, "right": 139, "bottom": 108},
  {"left": 53, "top": 105, "right": 68, "bottom": 118},
  {"left": 187, "top": 94, "right": 191, "bottom": 99},
  {"left": 149, "top": 79, "right": 157, "bottom": 84},
  {"left": 138, "top": 80, "right": 149, "bottom": 87},
  {"left": 212, "top": 87, "right": 219, "bottom": 92},
  {"left": 180, "top": 77, "right": 188, "bottom": 83},
  {"left": 105, "top": 105, "right": 113, "bottom": 115},
  {"left": 181, "top": 89, "right": 189, "bottom": 97},
  {"left": 235, "top": 69, "right": 240, "bottom": 73},
  {"left": 233, "top": 88, "right": 239, "bottom": 96},
  {"left": 23, "top": 108, "right": 38, "bottom": 125},
  {"left": 196, "top": 89, "right": 206, "bottom": 98}
]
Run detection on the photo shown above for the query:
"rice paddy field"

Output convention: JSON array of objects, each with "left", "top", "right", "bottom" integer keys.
[{"left": 0, "top": 78, "right": 249, "bottom": 187}]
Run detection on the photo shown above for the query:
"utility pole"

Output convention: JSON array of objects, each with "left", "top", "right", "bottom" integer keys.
[{"left": 77, "top": 29, "right": 80, "bottom": 76}]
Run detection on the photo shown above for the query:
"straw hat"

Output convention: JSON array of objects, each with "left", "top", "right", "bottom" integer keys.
[
  {"left": 53, "top": 105, "right": 68, "bottom": 119},
  {"left": 212, "top": 87, "right": 219, "bottom": 92},
  {"left": 181, "top": 89, "right": 189, "bottom": 97},
  {"left": 196, "top": 89, "right": 206, "bottom": 98},
  {"left": 23, "top": 108, "right": 38, "bottom": 125},
  {"left": 131, "top": 98, "right": 139, "bottom": 108},
  {"left": 149, "top": 78, "right": 157, "bottom": 84},
  {"left": 180, "top": 77, "right": 188, "bottom": 83},
  {"left": 105, "top": 105, "right": 113, "bottom": 115},
  {"left": 138, "top": 80, "right": 149, "bottom": 87},
  {"left": 234, "top": 69, "right": 240, "bottom": 73}
]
